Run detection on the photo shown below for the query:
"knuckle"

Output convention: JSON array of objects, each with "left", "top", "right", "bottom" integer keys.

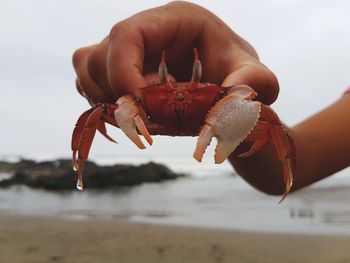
[
  {"left": 165, "top": 1, "right": 203, "bottom": 13},
  {"left": 109, "top": 21, "right": 130, "bottom": 41},
  {"left": 166, "top": 1, "right": 195, "bottom": 8},
  {"left": 72, "top": 47, "right": 87, "bottom": 69}
]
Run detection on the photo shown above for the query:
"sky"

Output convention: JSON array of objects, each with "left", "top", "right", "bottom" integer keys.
[{"left": 0, "top": 0, "right": 349, "bottom": 161}]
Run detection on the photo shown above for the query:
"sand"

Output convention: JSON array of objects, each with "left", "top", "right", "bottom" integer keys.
[{"left": 0, "top": 214, "right": 350, "bottom": 263}]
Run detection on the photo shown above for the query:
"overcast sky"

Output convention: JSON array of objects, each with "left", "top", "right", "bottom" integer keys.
[{"left": 0, "top": 0, "right": 349, "bottom": 161}]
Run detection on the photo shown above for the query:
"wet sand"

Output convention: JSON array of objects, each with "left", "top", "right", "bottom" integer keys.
[{"left": 0, "top": 214, "right": 350, "bottom": 263}]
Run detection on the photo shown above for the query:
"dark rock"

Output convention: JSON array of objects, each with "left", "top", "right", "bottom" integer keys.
[{"left": 0, "top": 159, "right": 184, "bottom": 190}]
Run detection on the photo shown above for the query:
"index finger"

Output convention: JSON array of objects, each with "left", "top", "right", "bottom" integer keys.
[{"left": 107, "top": 23, "right": 146, "bottom": 99}]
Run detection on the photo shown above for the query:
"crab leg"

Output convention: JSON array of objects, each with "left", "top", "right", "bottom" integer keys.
[
  {"left": 72, "top": 108, "right": 94, "bottom": 171},
  {"left": 193, "top": 85, "right": 261, "bottom": 164},
  {"left": 241, "top": 105, "right": 295, "bottom": 202},
  {"left": 72, "top": 97, "right": 152, "bottom": 190},
  {"left": 97, "top": 121, "right": 117, "bottom": 144},
  {"left": 74, "top": 106, "right": 104, "bottom": 190},
  {"left": 72, "top": 107, "right": 116, "bottom": 171}
]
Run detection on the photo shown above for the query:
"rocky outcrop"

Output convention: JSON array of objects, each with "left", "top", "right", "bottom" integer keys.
[{"left": 0, "top": 159, "right": 184, "bottom": 190}]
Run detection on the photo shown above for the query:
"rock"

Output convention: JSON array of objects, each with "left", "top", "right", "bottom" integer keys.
[{"left": 0, "top": 159, "right": 184, "bottom": 190}]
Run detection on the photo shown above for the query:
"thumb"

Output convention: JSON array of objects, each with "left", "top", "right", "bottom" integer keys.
[{"left": 222, "top": 63, "right": 279, "bottom": 105}]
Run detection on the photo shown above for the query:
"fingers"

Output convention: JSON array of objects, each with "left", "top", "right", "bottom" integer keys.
[
  {"left": 72, "top": 1, "right": 279, "bottom": 107},
  {"left": 72, "top": 2, "right": 200, "bottom": 104},
  {"left": 107, "top": 24, "right": 147, "bottom": 100},
  {"left": 86, "top": 38, "right": 116, "bottom": 98},
  {"left": 105, "top": 5, "right": 201, "bottom": 99},
  {"left": 72, "top": 46, "right": 113, "bottom": 104}
]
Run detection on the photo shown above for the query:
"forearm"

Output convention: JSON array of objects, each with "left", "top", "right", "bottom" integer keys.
[
  {"left": 228, "top": 140, "right": 287, "bottom": 195},
  {"left": 228, "top": 94, "right": 350, "bottom": 195},
  {"left": 292, "top": 94, "right": 350, "bottom": 188}
]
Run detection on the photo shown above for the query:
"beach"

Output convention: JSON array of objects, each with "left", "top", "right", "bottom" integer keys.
[
  {"left": 1, "top": 158, "right": 350, "bottom": 262},
  {"left": 1, "top": 214, "right": 350, "bottom": 263}
]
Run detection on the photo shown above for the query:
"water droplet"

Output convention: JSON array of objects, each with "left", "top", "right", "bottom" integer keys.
[{"left": 76, "top": 180, "right": 83, "bottom": 191}]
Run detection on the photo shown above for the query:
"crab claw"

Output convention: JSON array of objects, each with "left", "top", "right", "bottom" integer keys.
[
  {"left": 193, "top": 85, "right": 261, "bottom": 164},
  {"left": 114, "top": 95, "right": 153, "bottom": 148}
]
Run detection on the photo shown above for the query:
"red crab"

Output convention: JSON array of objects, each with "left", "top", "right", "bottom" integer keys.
[{"left": 72, "top": 49, "right": 295, "bottom": 202}]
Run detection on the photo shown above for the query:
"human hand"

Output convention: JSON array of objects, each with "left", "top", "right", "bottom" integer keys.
[{"left": 72, "top": 1, "right": 279, "bottom": 105}]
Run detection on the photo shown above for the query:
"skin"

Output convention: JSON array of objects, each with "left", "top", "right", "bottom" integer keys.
[
  {"left": 230, "top": 94, "right": 350, "bottom": 195},
  {"left": 72, "top": 1, "right": 278, "bottom": 105},
  {"left": 72, "top": 1, "right": 350, "bottom": 196}
]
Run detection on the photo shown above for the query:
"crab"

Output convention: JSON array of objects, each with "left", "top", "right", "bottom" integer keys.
[{"left": 72, "top": 49, "right": 295, "bottom": 202}]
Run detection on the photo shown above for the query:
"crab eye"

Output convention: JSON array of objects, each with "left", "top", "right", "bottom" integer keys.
[
  {"left": 158, "top": 50, "right": 168, "bottom": 83},
  {"left": 191, "top": 48, "right": 202, "bottom": 83}
]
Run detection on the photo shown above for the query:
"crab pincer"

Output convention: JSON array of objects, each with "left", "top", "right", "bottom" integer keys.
[
  {"left": 193, "top": 84, "right": 294, "bottom": 202},
  {"left": 71, "top": 97, "right": 152, "bottom": 190},
  {"left": 193, "top": 85, "right": 261, "bottom": 164}
]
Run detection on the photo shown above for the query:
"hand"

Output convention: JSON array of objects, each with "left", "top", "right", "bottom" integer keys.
[{"left": 72, "top": 1, "right": 279, "bottom": 105}]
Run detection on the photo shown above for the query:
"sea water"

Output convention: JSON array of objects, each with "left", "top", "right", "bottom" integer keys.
[{"left": 1, "top": 155, "right": 350, "bottom": 235}]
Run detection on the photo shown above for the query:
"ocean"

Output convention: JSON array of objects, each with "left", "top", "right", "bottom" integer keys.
[{"left": 1, "top": 155, "right": 350, "bottom": 235}]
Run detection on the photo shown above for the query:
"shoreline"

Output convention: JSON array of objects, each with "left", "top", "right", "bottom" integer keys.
[
  {"left": 2, "top": 173, "right": 350, "bottom": 236},
  {"left": 1, "top": 213, "right": 350, "bottom": 263}
]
